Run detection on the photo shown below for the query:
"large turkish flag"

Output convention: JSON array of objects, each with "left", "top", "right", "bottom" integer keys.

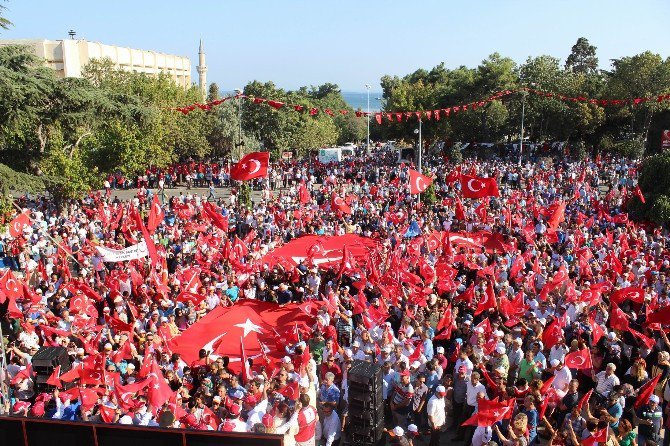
[
  {"left": 170, "top": 299, "right": 314, "bottom": 364},
  {"left": 230, "top": 152, "right": 270, "bottom": 181}
]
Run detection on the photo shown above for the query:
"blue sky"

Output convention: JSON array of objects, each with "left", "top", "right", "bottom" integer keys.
[{"left": 2, "top": 0, "right": 669, "bottom": 92}]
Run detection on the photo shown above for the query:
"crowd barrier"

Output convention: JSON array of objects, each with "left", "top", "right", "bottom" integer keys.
[{"left": 0, "top": 416, "right": 284, "bottom": 446}]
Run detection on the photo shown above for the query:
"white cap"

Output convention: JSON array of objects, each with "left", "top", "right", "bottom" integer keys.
[
  {"left": 411, "top": 361, "right": 421, "bottom": 369},
  {"left": 282, "top": 356, "right": 292, "bottom": 363},
  {"left": 392, "top": 426, "right": 404, "bottom": 437},
  {"left": 233, "top": 390, "right": 245, "bottom": 399},
  {"left": 436, "top": 385, "right": 446, "bottom": 394},
  {"left": 649, "top": 394, "right": 660, "bottom": 403},
  {"left": 126, "top": 363, "right": 135, "bottom": 370},
  {"left": 495, "top": 346, "right": 506, "bottom": 354},
  {"left": 494, "top": 330, "right": 504, "bottom": 337},
  {"left": 299, "top": 377, "right": 310, "bottom": 388},
  {"left": 436, "top": 346, "right": 445, "bottom": 354},
  {"left": 119, "top": 415, "right": 133, "bottom": 425},
  {"left": 352, "top": 341, "right": 360, "bottom": 347},
  {"left": 607, "top": 332, "right": 617, "bottom": 341},
  {"left": 212, "top": 396, "right": 222, "bottom": 403},
  {"left": 344, "top": 349, "right": 353, "bottom": 357},
  {"left": 407, "top": 424, "right": 418, "bottom": 433},
  {"left": 550, "top": 359, "right": 560, "bottom": 367}
]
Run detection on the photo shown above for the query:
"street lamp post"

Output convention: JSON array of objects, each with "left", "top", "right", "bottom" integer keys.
[
  {"left": 414, "top": 119, "right": 423, "bottom": 204},
  {"left": 365, "top": 84, "right": 371, "bottom": 153},
  {"left": 415, "top": 118, "right": 422, "bottom": 172},
  {"left": 519, "top": 83, "right": 535, "bottom": 166},
  {"left": 235, "top": 88, "right": 243, "bottom": 160},
  {"left": 519, "top": 91, "right": 526, "bottom": 166}
]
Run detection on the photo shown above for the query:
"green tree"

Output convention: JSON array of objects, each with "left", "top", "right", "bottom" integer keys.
[
  {"left": 207, "top": 82, "right": 220, "bottom": 102},
  {"left": 631, "top": 152, "right": 670, "bottom": 224},
  {"left": 207, "top": 100, "right": 260, "bottom": 158},
  {"left": 41, "top": 125, "right": 100, "bottom": 200},
  {"left": 565, "top": 37, "right": 599, "bottom": 74},
  {"left": 241, "top": 81, "right": 346, "bottom": 157},
  {"left": 0, "top": 0, "right": 12, "bottom": 30},
  {"left": 607, "top": 52, "right": 670, "bottom": 144},
  {"left": 239, "top": 182, "right": 252, "bottom": 209}
]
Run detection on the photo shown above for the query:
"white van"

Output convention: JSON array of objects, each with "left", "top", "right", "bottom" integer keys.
[{"left": 318, "top": 147, "right": 354, "bottom": 163}]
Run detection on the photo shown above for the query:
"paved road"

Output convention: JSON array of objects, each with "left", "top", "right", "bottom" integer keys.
[{"left": 107, "top": 185, "right": 268, "bottom": 204}]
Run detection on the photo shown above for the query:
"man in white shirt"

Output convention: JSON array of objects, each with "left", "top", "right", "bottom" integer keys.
[
  {"left": 454, "top": 371, "right": 487, "bottom": 441},
  {"left": 594, "top": 363, "right": 620, "bottom": 397},
  {"left": 320, "top": 405, "right": 341, "bottom": 446},
  {"left": 549, "top": 338, "right": 569, "bottom": 364},
  {"left": 454, "top": 350, "right": 473, "bottom": 377},
  {"left": 466, "top": 372, "right": 487, "bottom": 409},
  {"left": 427, "top": 385, "right": 447, "bottom": 446},
  {"left": 550, "top": 359, "right": 572, "bottom": 398}
]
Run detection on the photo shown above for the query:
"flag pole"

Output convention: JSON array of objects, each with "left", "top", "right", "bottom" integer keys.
[{"left": 0, "top": 320, "right": 9, "bottom": 414}]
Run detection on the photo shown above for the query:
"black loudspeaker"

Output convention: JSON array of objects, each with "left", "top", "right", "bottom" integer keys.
[
  {"left": 346, "top": 360, "right": 385, "bottom": 446},
  {"left": 31, "top": 346, "right": 72, "bottom": 392}
]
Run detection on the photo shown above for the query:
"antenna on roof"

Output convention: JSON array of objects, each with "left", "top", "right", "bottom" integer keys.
[{"left": 68, "top": 30, "right": 76, "bottom": 40}]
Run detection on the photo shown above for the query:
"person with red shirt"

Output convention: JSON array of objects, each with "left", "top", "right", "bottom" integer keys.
[
  {"left": 289, "top": 393, "right": 317, "bottom": 446},
  {"left": 319, "top": 355, "right": 342, "bottom": 384}
]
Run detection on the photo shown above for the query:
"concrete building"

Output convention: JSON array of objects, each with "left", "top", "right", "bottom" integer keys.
[{"left": 0, "top": 38, "right": 192, "bottom": 89}]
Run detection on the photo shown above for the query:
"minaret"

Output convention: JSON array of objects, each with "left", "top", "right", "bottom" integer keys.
[{"left": 197, "top": 39, "right": 207, "bottom": 99}]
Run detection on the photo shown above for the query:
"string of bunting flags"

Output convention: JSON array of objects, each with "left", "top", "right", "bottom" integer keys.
[{"left": 172, "top": 88, "right": 670, "bottom": 123}]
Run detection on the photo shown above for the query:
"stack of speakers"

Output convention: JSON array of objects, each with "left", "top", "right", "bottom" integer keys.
[
  {"left": 346, "top": 360, "right": 384, "bottom": 446},
  {"left": 32, "top": 347, "right": 72, "bottom": 393}
]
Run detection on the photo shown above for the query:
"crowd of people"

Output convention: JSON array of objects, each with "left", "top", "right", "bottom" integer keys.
[{"left": 1, "top": 143, "right": 669, "bottom": 446}]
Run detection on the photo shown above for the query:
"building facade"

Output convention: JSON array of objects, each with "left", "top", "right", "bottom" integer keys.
[{"left": 0, "top": 39, "right": 192, "bottom": 89}]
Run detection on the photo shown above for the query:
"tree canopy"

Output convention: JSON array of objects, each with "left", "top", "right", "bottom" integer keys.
[{"left": 373, "top": 38, "right": 670, "bottom": 155}]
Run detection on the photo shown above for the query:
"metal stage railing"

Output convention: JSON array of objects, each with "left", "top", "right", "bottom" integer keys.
[{"left": 0, "top": 415, "right": 284, "bottom": 446}]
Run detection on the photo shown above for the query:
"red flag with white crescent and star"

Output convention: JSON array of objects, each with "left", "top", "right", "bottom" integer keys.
[
  {"left": 331, "top": 193, "right": 352, "bottom": 214},
  {"left": 9, "top": 212, "right": 31, "bottom": 238},
  {"left": 408, "top": 169, "right": 433, "bottom": 195},
  {"left": 146, "top": 360, "right": 173, "bottom": 408},
  {"left": 634, "top": 374, "right": 661, "bottom": 408},
  {"left": 460, "top": 174, "right": 500, "bottom": 199},
  {"left": 130, "top": 206, "right": 158, "bottom": 268},
  {"left": 171, "top": 300, "right": 314, "bottom": 364},
  {"left": 0, "top": 270, "right": 23, "bottom": 300},
  {"left": 146, "top": 195, "right": 165, "bottom": 233},
  {"left": 610, "top": 286, "right": 645, "bottom": 304},
  {"left": 474, "top": 281, "right": 497, "bottom": 315},
  {"left": 230, "top": 152, "right": 269, "bottom": 181},
  {"left": 564, "top": 348, "right": 593, "bottom": 370},
  {"left": 634, "top": 185, "right": 646, "bottom": 204}
]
